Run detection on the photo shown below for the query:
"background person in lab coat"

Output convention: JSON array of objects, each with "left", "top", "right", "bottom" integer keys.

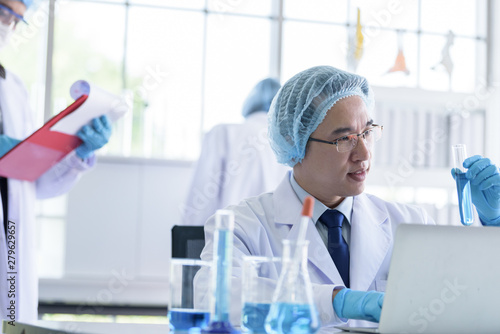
[
  {"left": 197, "top": 66, "right": 500, "bottom": 328},
  {"left": 181, "top": 78, "right": 289, "bottom": 226},
  {"left": 0, "top": 0, "right": 112, "bottom": 322}
]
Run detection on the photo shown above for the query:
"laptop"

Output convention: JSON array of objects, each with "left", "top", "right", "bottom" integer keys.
[{"left": 336, "top": 224, "right": 500, "bottom": 333}]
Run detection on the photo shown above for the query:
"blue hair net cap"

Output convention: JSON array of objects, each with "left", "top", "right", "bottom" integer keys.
[
  {"left": 242, "top": 78, "right": 281, "bottom": 117},
  {"left": 268, "top": 65, "right": 374, "bottom": 167}
]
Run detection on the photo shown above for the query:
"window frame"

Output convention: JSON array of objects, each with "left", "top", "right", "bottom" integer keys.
[{"left": 30, "top": 0, "right": 489, "bottom": 161}]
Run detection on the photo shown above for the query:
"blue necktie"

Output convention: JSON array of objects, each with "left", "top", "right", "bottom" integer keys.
[{"left": 320, "top": 209, "right": 350, "bottom": 288}]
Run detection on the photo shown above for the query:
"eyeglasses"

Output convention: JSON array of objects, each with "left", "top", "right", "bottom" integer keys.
[
  {"left": 0, "top": 3, "right": 25, "bottom": 29},
  {"left": 308, "top": 124, "right": 383, "bottom": 153}
]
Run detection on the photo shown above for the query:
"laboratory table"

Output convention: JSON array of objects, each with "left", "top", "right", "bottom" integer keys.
[
  {"left": 2, "top": 321, "right": 348, "bottom": 334},
  {"left": 2, "top": 320, "right": 169, "bottom": 334}
]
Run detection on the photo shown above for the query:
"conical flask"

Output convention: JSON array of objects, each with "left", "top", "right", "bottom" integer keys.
[{"left": 265, "top": 239, "right": 320, "bottom": 334}]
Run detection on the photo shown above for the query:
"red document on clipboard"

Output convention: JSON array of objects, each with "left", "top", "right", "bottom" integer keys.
[{"left": 0, "top": 80, "right": 130, "bottom": 182}]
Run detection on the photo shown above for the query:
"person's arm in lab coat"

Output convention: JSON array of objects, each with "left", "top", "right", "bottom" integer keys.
[
  {"left": 36, "top": 115, "right": 111, "bottom": 199},
  {"left": 35, "top": 151, "right": 95, "bottom": 199},
  {"left": 0, "top": 135, "right": 95, "bottom": 198}
]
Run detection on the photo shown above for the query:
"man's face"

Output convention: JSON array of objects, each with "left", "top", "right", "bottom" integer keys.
[{"left": 293, "top": 95, "right": 373, "bottom": 208}]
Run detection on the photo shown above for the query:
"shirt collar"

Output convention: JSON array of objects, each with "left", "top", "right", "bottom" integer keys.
[{"left": 289, "top": 171, "right": 353, "bottom": 226}]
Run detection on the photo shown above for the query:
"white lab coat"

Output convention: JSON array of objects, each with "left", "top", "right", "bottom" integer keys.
[
  {"left": 198, "top": 171, "right": 434, "bottom": 328},
  {"left": 0, "top": 70, "right": 94, "bottom": 322},
  {"left": 182, "top": 112, "right": 290, "bottom": 226}
]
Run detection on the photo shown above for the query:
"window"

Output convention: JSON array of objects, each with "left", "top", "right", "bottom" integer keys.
[
  {"left": 2, "top": 0, "right": 488, "bottom": 161},
  {"left": 283, "top": 0, "right": 487, "bottom": 91}
]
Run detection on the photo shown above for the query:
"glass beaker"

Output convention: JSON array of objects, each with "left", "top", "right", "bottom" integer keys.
[
  {"left": 241, "top": 256, "right": 281, "bottom": 333},
  {"left": 452, "top": 144, "right": 474, "bottom": 226},
  {"left": 265, "top": 239, "right": 320, "bottom": 334},
  {"left": 168, "top": 258, "right": 212, "bottom": 332}
]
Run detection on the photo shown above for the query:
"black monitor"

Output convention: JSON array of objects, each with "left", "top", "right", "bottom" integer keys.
[{"left": 171, "top": 225, "right": 205, "bottom": 259}]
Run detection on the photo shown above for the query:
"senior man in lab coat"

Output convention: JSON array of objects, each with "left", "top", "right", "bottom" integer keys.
[
  {"left": 0, "top": 0, "right": 112, "bottom": 322},
  {"left": 197, "top": 66, "right": 500, "bottom": 328}
]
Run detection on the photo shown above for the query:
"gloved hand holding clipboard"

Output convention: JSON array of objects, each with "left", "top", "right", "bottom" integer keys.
[{"left": 0, "top": 80, "right": 130, "bottom": 181}]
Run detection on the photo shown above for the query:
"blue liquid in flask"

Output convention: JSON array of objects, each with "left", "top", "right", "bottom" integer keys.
[
  {"left": 169, "top": 309, "right": 211, "bottom": 332},
  {"left": 241, "top": 302, "right": 271, "bottom": 333},
  {"left": 455, "top": 172, "right": 474, "bottom": 226},
  {"left": 265, "top": 302, "right": 319, "bottom": 334}
]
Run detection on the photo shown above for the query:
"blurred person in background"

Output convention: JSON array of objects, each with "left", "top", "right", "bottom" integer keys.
[
  {"left": 0, "top": 0, "right": 112, "bottom": 322},
  {"left": 182, "top": 78, "right": 289, "bottom": 226}
]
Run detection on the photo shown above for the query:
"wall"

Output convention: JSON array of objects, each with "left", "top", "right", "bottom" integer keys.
[{"left": 39, "top": 157, "right": 194, "bottom": 307}]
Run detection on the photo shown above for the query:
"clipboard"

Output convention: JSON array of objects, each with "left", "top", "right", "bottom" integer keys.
[
  {"left": 0, "top": 80, "right": 130, "bottom": 182},
  {"left": 0, "top": 95, "right": 88, "bottom": 182}
]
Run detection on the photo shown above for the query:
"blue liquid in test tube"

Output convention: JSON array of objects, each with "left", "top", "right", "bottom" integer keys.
[
  {"left": 203, "top": 210, "right": 239, "bottom": 334},
  {"left": 452, "top": 144, "right": 474, "bottom": 226},
  {"left": 455, "top": 172, "right": 474, "bottom": 226},
  {"left": 214, "top": 228, "right": 232, "bottom": 323}
]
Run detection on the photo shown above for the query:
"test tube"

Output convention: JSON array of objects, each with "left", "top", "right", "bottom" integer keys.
[
  {"left": 452, "top": 144, "right": 474, "bottom": 226},
  {"left": 204, "top": 210, "right": 239, "bottom": 334}
]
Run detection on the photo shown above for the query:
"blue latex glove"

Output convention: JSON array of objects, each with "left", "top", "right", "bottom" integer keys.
[
  {"left": 0, "top": 135, "right": 21, "bottom": 158},
  {"left": 333, "top": 288, "right": 385, "bottom": 323},
  {"left": 451, "top": 155, "right": 500, "bottom": 225},
  {"left": 75, "top": 115, "right": 112, "bottom": 159}
]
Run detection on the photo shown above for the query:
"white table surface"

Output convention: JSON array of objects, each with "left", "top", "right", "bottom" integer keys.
[
  {"left": 2, "top": 320, "right": 349, "bottom": 334},
  {"left": 2, "top": 320, "right": 169, "bottom": 334}
]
